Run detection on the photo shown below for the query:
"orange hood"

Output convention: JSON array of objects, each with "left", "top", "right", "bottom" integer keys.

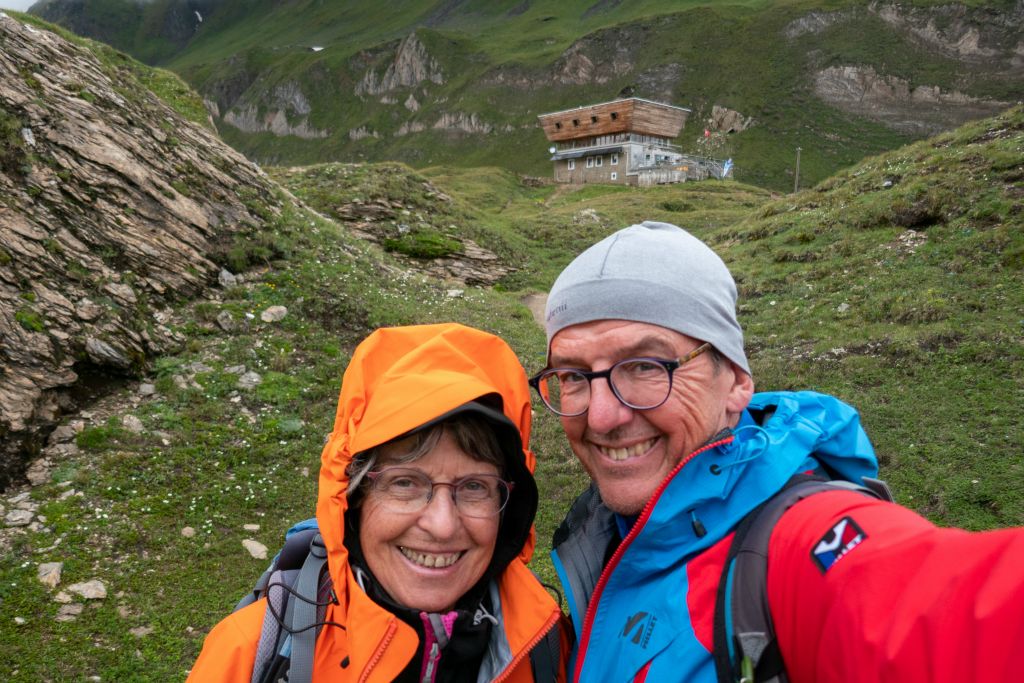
[{"left": 315, "top": 323, "right": 538, "bottom": 595}]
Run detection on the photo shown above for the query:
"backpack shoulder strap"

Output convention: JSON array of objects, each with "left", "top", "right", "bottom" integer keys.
[
  {"left": 285, "top": 533, "right": 330, "bottom": 683},
  {"left": 528, "top": 615, "right": 563, "bottom": 683},
  {"left": 241, "top": 521, "right": 333, "bottom": 683},
  {"left": 712, "top": 475, "right": 891, "bottom": 683}
]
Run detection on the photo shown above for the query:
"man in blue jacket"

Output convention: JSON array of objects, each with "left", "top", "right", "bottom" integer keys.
[{"left": 531, "top": 221, "right": 1024, "bottom": 682}]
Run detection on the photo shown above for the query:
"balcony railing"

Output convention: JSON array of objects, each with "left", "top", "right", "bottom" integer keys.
[{"left": 553, "top": 133, "right": 681, "bottom": 154}]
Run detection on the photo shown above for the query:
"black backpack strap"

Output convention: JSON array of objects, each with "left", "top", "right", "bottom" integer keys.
[
  {"left": 529, "top": 617, "right": 563, "bottom": 683},
  {"left": 713, "top": 475, "right": 891, "bottom": 682}
]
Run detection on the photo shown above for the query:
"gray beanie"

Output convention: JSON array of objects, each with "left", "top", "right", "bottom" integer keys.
[{"left": 545, "top": 221, "right": 750, "bottom": 375}]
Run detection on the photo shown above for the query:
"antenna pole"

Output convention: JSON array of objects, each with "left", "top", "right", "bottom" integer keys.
[{"left": 794, "top": 146, "right": 802, "bottom": 193}]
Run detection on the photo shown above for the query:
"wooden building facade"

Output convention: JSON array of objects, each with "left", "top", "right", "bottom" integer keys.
[{"left": 537, "top": 98, "right": 692, "bottom": 186}]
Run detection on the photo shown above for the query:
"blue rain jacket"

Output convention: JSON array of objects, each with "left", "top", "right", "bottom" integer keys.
[{"left": 551, "top": 391, "right": 879, "bottom": 682}]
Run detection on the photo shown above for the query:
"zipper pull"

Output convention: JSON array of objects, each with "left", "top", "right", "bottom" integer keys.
[{"left": 420, "top": 641, "right": 441, "bottom": 683}]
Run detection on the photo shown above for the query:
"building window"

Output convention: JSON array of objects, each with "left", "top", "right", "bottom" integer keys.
[
  {"left": 610, "top": 112, "right": 619, "bottom": 121},
  {"left": 610, "top": 153, "right": 619, "bottom": 165},
  {"left": 572, "top": 119, "right": 580, "bottom": 127},
  {"left": 568, "top": 159, "right": 575, "bottom": 170},
  {"left": 591, "top": 115, "right": 598, "bottom": 123},
  {"left": 555, "top": 122, "right": 562, "bottom": 130},
  {"left": 595, "top": 156, "right": 603, "bottom": 167},
  {"left": 585, "top": 156, "right": 594, "bottom": 168},
  {"left": 611, "top": 172, "right": 618, "bottom": 181}
]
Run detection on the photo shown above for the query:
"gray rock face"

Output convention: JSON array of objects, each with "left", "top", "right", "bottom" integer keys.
[
  {"left": 813, "top": 65, "right": 1012, "bottom": 135},
  {"left": 710, "top": 106, "right": 754, "bottom": 134},
  {"left": 356, "top": 32, "right": 445, "bottom": 96},
  {"left": 223, "top": 91, "right": 329, "bottom": 140},
  {"left": 0, "top": 14, "right": 286, "bottom": 488},
  {"left": 871, "top": 2, "right": 1024, "bottom": 66}
]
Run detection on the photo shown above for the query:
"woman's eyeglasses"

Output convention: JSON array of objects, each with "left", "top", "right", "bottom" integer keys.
[{"left": 364, "top": 467, "right": 513, "bottom": 518}]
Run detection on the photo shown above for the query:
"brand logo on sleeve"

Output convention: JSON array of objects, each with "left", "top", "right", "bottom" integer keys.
[{"left": 811, "top": 516, "right": 866, "bottom": 573}]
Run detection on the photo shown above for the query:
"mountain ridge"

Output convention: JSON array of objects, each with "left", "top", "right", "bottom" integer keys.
[{"left": 29, "top": 0, "right": 1023, "bottom": 190}]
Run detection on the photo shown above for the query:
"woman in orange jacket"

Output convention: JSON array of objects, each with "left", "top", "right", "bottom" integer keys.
[{"left": 188, "top": 323, "right": 566, "bottom": 682}]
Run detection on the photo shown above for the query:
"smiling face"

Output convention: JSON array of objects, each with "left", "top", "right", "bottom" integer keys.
[
  {"left": 358, "top": 430, "right": 501, "bottom": 613},
  {"left": 550, "top": 319, "right": 753, "bottom": 515}
]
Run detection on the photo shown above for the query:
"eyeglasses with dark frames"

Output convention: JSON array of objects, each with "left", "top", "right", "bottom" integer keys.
[
  {"left": 364, "top": 467, "right": 513, "bottom": 518},
  {"left": 529, "top": 343, "right": 712, "bottom": 417}
]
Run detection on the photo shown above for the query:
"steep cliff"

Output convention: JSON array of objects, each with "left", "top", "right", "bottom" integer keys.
[{"left": 0, "top": 12, "right": 285, "bottom": 488}]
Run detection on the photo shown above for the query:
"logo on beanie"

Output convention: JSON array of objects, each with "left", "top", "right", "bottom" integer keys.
[{"left": 546, "top": 302, "right": 567, "bottom": 322}]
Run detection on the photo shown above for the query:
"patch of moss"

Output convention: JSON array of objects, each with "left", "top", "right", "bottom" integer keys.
[
  {"left": 14, "top": 308, "right": 45, "bottom": 333},
  {"left": 383, "top": 229, "right": 462, "bottom": 259}
]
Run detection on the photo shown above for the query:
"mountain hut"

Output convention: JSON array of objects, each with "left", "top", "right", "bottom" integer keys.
[{"left": 537, "top": 98, "right": 693, "bottom": 186}]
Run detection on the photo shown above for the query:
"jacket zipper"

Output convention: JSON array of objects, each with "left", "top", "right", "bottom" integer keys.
[
  {"left": 571, "top": 434, "right": 735, "bottom": 682},
  {"left": 420, "top": 642, "right": 441, "bottom": 683},
  {"left": 491, "top": 610, "right": 562, "bottom": 683},
  {"left": 358, "top": 620, "right": 398, "bottom": 683}
]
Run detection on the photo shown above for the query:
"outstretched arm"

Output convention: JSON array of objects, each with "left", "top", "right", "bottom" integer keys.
[{"left": 768, "top": 491, "right": 1024, "bottom": 683}]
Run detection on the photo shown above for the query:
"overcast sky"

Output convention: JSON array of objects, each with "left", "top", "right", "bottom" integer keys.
[{"left": 1, "top": 1, "right": 36, "bottom": 11}]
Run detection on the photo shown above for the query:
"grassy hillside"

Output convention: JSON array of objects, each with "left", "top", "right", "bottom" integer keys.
[
  {"left": 0, "top": 94, "right": 1020, "bottom": 679},
  {"left": 31, "top": 0, "right": 1021, "bottom": 191}
]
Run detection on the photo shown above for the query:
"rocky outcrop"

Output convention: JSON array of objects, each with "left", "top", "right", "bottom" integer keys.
[
  {"left": 395, "top": 121, "right": 427, "bottom": 136},
  {"left": 710, "top": 105, "right": 754, "bottom": 134},
  {"left": 348, "top": 126, "right": 379, "bottom": 140},
  {"left": 433, "top": 112, "right": 493, "bottom": 135},
  {"left": 355, "top": 32, "right": 444, "bottom": 96},
  {"left": 813, "top": 65, "right": 1012, "bottom": 135},
  {"left": 0, "top": 12, "right": 286, "bottom": 487},
  {"left": 783, "top": 9, "right": 857, "bottom": 39},
  {"left": 870, "top": 2, "right": 1024, "bottom": 68},
  {"left": 221, "top": 80, "right": 328, "bottom": 139},
  {"left": 224, "top": 105, "right": 329, "bottom": 138},
  {"left": 551, "top": 35, "right": 636, "bottom": 86}
]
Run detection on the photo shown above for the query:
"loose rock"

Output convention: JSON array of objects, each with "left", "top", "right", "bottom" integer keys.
[
  {"left": 5, "top": 509, "right": 33, "bottom": 527},
  {"left": 218, "top": 269, "right": 238, "bottom": 288},
  {"left": 55, "top": 604, "right": 84, "bottom": 622},
  {"left": 242, "top": 539, "right": 268, "bottom": 560},
  {"left": 37, "top": 562, "right": 63, "bottom": 589},
  {"left": 260, "top": 305, "right": 288, "bottom": 323},
  {"left": 216, "top": 310, "right": 235, "bottom": 332},
  {"left": 237, "top": 372, "right": 262, "bottom": 390},
  {"left": 67, "top": 579, "right": 107, "bottom": 600},
  {"left": 121, "top": 415, "right": 144, "bottom": 434}
]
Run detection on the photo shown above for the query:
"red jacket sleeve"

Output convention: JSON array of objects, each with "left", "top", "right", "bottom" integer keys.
[{"left": 767, "top": 491, "right": 1024, "bottom": 683}]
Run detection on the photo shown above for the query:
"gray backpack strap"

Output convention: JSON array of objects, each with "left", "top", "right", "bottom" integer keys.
[
  {"left": 286, "top": 533, "right": 330, "bottom": 683},
  {"left": 236, "top": 565, "right": 275, "bottom": 613},
  {"left": 713, "top": 475, "right": 891, "bottom": 682},
  {"left": 250, "top": 568, "right": 297, "bottom": 683}
]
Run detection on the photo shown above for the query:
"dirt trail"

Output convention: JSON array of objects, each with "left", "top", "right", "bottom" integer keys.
[{"left": 522, "top": 293, "right": 548, "bottom": 329}]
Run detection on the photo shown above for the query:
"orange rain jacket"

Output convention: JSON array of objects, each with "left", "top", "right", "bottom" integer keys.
[{"left": 188, "top": 323, "right": 566, "bottom": 682}]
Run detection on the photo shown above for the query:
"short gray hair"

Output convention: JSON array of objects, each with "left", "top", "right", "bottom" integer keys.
[{"left": 346, "top": 413, "right": 506, "bottom": 503}]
